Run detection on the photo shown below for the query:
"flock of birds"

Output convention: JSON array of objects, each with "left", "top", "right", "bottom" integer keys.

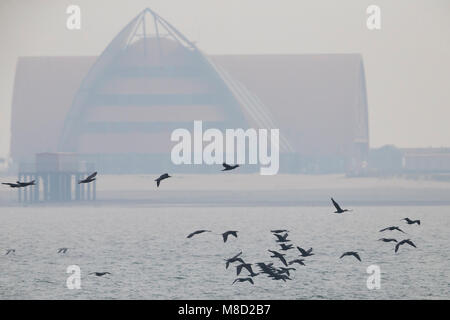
[
  {"left": 2, "top": 163, "right": 421, "bottom": 282},
  {"left": 186, "top": 210, "right": 421, "bottom": 286}
]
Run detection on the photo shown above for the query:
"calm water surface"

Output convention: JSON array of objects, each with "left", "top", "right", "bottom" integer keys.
[{"left": 0, "top": 206, "right": 448, "bottom": 299}]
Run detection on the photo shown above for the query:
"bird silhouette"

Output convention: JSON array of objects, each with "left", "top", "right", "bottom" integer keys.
[
  {"left": 379, "top": 226, "right": 405, "bottom": 233},
  {"left": 222, "top": 230, "right": 238, "bottom": 243},
  {"left": 271, "top": 229, "right": 289, "bottom": 234},
  {"left": 331, "top": 197, "right": 351, "bottom": 213},
  {"left": 340, "top": 251, "right": 361, "bottom": 262},
  {"left": 78, "top": 172, "right": 97, "bottom": 184},
  {"left": 222, "top": 163, "right": 239, "bottom": 171},
  {"left": 186, "top": 230, "right": 211, "bottom": 238},
  {"left": 288, "top": 259, "right": 306, "bottom": 266},
  {"left": 297, "top": 247, "right": 314, "bottom": 257},
  {"left": 268, "top": 250, "right": 288, "bottom": 266},
  {"left": 232, "top": 277, "right": 254, "bottom": 285},
  {"left": 89, "top": 272, "right": 111, "bottom": 277},
  {"left": 57, "top": 248, "right": 69, "bottom": 254},
  {"left": 278, "top": 267, "right": 296, "bottom": 276},
  {"left": 273, "top": 233, "right": 290, "bottom": 243},
  {"left": 378, "top": 238, "right": 398, "bottom": 243},
  {"left": 5, "top": 249, "right": 15, "bottom": 255},
  {"left": 224, "top": 251, "right": 245, "bottom": 269},
  {"left": 402, "top": 218, "right": 420, "bottom": 225},
  {"left": 279, "top": 243, "right": 294, "bottom": 251},
  {"left": 236, "top": 263, "right": 258, "bottom": 277},
  {"left": 155, "top": 173, "right": 171, "bottom": 187},
  {"left": 395, "top": 239, "right": 417, "bottom": 253}
]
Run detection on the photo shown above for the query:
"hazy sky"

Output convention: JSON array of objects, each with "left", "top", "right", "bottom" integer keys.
[{"left": 0, "top": 0, "right": 449, "bottom": 158}]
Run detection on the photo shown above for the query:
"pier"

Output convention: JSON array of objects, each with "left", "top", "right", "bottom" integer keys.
[{"left": 17, "top": 153, "right": 96, "bottom": 203}]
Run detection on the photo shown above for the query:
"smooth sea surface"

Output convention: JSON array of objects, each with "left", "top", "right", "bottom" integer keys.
[{"left": 0, "top": 205, "right": 448, "bottom": 299}]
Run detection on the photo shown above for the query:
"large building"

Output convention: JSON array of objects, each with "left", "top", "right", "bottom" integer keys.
[{"left": 10, "top": 8, "right": 369, "bottom": 174}]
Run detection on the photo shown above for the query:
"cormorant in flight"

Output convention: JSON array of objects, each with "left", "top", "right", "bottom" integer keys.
[
  {"left": 155, "top": 173, "right": 171, "bottom": 187},
  {"left": 378, "top": 238, "right": 397, "bottom": 243},
  {"left": 395, "top": 239, "right": 416, "bottom": 253},
  {"left": 297, "top": 247, "right": 314, "bottom": 257},
  {"left": 273, "top": 233, "right": 290, "bottom": 243},
  {"left": 89, "top": 272, "right": 111, "bottom": 277},
  {"left": 340, "top": 251, "right": 361, "bottom": 262},
  {"left": 78, "top": 172, "right": 97, "bottom": 184},
  {"left": 331, "top": 197, "right": 351, "bottom": 213},
  {"left": 289, "top": 259, "right": 306, "bottom": 266},
  {"left": 279, "top": 243, "right": 294, "bottom": 251},
  {"left": 186, "top": 230, "right": 211, "bottom": 238},
  {"left": 402, "top": 218, "right": 420, "bottom": 225},
  {"left": 222, "top": 230, "right": 238, "bottom": 243},
  {"left": 268, "top": 250, "right": 288, "bottom": 266},
  {"left": 379, "top": 226, "right": 405, "bottom": 233},
  {"left": 222, "top": 163, "right": 239, "bottom": 171},
  {"left": 224, "top": 251, "right": 245, "bottom": 269},
  {"left": 232, "top": 278, "right": 254, "bottom": 285}
]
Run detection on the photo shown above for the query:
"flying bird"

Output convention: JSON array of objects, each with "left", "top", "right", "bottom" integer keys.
[
  {"left": 289, "top": 259, "right": 306, "bottom": 266},
  {"left": 155, "top": 173, "right": 171, "bottom": 187},
  {"left": 236, "top": 263, "right": 258, "bottom": 277},
  {"left": 340, "top": 251, "right": 361, "bottom": 262},
  {"left": 232, "top": 278, "right": 254, "bottom": 285},
  {"left": 331, "top": 197, "right": 351, "bottom": 213},
  {"left": 278, "top": 267, "right": 296, "bottom": 276},
  {"left": 379, "top": 226, "right": 405, "bottom": 233},
  {"left": 268, "top": 250, "right": 288, "bottom": 266},
  {"left": 225, "top": 252, "right": 245, "bottom": 269},
  {"left": 271, "top": 229, "right": 289, "bottom": 234},
  {"left": 78, "top": 172, "right": 97, "bottom": 184},
  {"left": 222, "top": 163, "right": 239, "bottom": 171},
  {"left": 297, "top": 247, "right": 314, "bottom": 257},
  {"left": 395, "top": 239, "right": 417, "bottom": 253},
  {"left": 222, "top": 230, "right": 238, "bottom": 243},
  {"left": 5, "top": 249, "right": 15, "bottom": 255},
  {"left": 273, "top": 233, "right": 290, "bottom": 243},
  {"left": 378, "top": 238, "right": 398, "bottom": 243},
  {"left": 57, "top": 248, "right": 69, "bottom": 254},
  {"left": 402, "top": 218, "right": 421, "bottom": 225},
  {"left": 279, "top": 243, "right": 294, "bottom": 251},
  {"left": 186, "top": 230, "right": 211, "bottom": 238},
  {"left": 89, "top": 272, "right": 111, "bottom": 277}
]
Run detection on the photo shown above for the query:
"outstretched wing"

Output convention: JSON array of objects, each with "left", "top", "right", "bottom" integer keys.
[
  {"left": 353, "top": 253, "right": 361, "bottom": 261},
  {"left": 405, "top": 240, "right": 416, "bottom": 248},
  {"left": 86, "top": 172, "right": 97, "bottom": 180},
  {"left": 331, "top": 198, "right": 343, "bottom": 211}
]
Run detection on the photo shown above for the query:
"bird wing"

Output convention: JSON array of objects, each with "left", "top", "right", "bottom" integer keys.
[
  {"left": 279, "top": 255, "right": 288, "bottom": 267},
  {"left": 86, "top": 172, "right": 97, "bottom": 180},
  {"left": 353, "top": 253, "right": 361, "bottom": 261},
  {"left": 156, "top": 179, "right": 161, "bottom": 187},
  {"left": 331, "top": 198, "right": 343, "bottom": 211},
  {"left": 405, "top": 240, "right": 416, "bottom": 248},
  {"left": 222, "top": 233, "right": 228, "bottom": 242},
  {"left": 306, "top": 248, "right": 313, "bottom": 254},
  {"left": 340, "top": 252, "right": 348, "bottom": 259},
  {"left": 248, "top": 278, "right": 254, "bottom": 285},
  {"left": 231, "top": 251, "right": 243, "bottom": 260},
  {"left": 236, "top": 264, "right": 243, "bottom": 276},
  {"left": 395, "top": 243, "right": 401, "bottom": 253},
  {"left": 297, "top": 247, "right": 306, "bottom": 255}
]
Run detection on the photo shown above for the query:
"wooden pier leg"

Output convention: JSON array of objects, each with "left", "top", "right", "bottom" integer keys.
[
  {"left": 75, "top": 174, "right": 80, "bottom": 201},
  {"left": 93, "top": 179, "right": 96, "bottom": 201}
]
